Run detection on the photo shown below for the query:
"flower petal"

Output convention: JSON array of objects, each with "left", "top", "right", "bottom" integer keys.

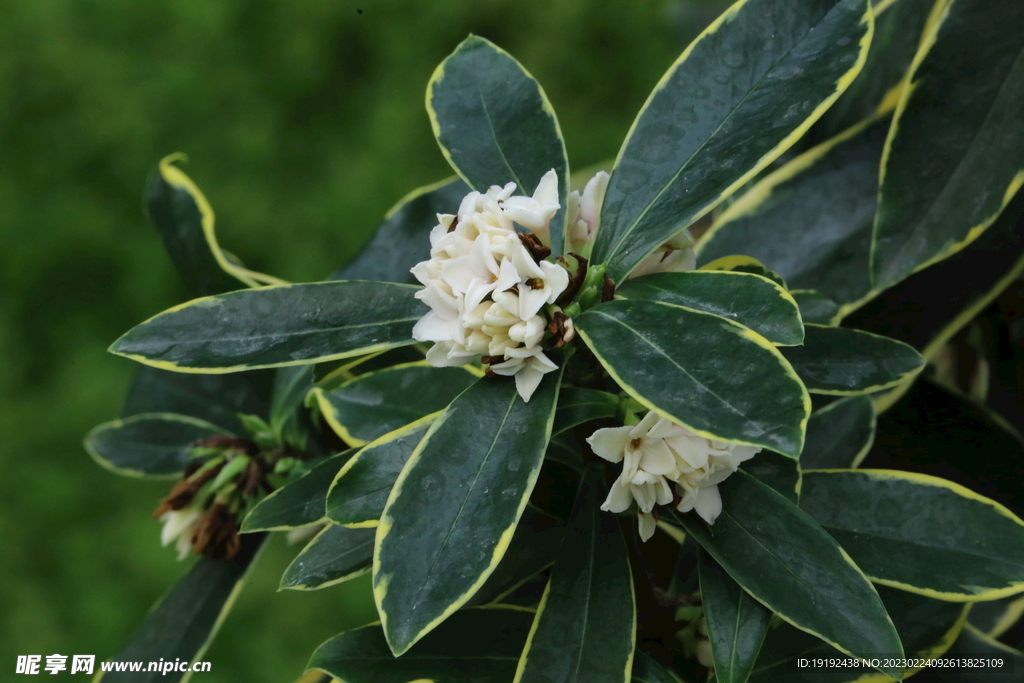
[
  {"left": 695, "top": 485, "right": 723, "bottom": 525},
  {"left": 638, "top": 511, "right": 657, "bottom": 542},
  {"left": 587, "top": 426, "right": 632, "bottom": 463},
  {"left": 601, "top": 478, "right": 634, "bottom": 513}
]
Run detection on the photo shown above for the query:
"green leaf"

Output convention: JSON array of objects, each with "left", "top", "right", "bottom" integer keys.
[
  {"left": 240, "top": 450, "right": 354, "bottom": 532},
  {"left": 146, "top": 155, "right": 262, "bottom": 296},
  {"left": 843, "top": 190, "right": 1024, "bottom": 370},
  {"left": 576, "top": 299, "right": 809, "bottom": 458},
  {"left": 325, "top": 415, "right": 435, "bottom": 528},
  {"left": 969, "top": 594, "right": 1024, "bottom": 639},
  {"left": 940, "top": 624, "right": 1024, "bottom": 683},
  {"left": 800, "top": 469, "right": 1024, "bottom": 601},
  {"left": 466, "top": 507, "right": 565, "bottom": 608},
  {"left": 616, "top": 271, "right": 803, "bottom": 346},
  {"left": 699, "top": 552, "right": 772, "bottom": 683},
  {"left": 800, "top": 395, "right": 876, "bottom": 469},
  {"left": 121, "top": 366, "right": 273, "bottom": 434},
  {"left": 308, "top": 606, "right": 533, "bottom": 683},
  {"left": 632, "top": 652, "right": 686, "bottom": 683},
  {"left": 666, "top": 471, "right": 904, "bottom": 675},
  {"left": 871, "top": 0, "right": 1024, "bottom": 289},
  {"left": 373, "top": 373, "right": 560, "bottom": 655},
  {"left": 699, "top": 255, "right": 787, "bottom": 290},
  {"left": 313, "top": 362, "right": 478, "bottom": 446},
  {"left": 748, "top": 584, "right": 968, "bottom": 683},
  {"left": 697, "top": 117, "right": 890, "bottom": 314},
  {"left": 779, "top": 325, "right": 923, "bottom": 395},
  {"left": 864, "top": 378, "right": 1024, "bottom": 517},
  {"left": 544, "top": 434, "right": 584, "bottom": 471},
  {"left": 790, "top": 291, "right": 840, "bottom": 326},
  {"left": 84, "top": 413, "right": 226, "bottom": 479},
  {"left": 279, "top": 524, "right": 374, "bottom": 591},
  {"left": 553, "top": 387, "right": 619, "bottom": 436},
  {"left": 96, "top": 534, "right": 265, "bottom": 683},
  {"left": 742, "top": 450, "right": 801, "bottom": 503},
  {"left": 110, "top": 281, "right": 423, "bottom": 372},
  {"left": 591, "top": 0, "right": 874, "bottom": 281},
  {"left": 330, "top": 177, "right": 470, "bottom": 284},
  {"left": 813, "top": 0, "right": 936, "bottom": 138},
  {"left": 513, "top": 468, "right": 635, "bottom": 683},
  {"left": 427, "top": 35, "right": 569, "bottom": 253},
  {"left": 270, "top": 365, "right": 314, "bottom": 449}
]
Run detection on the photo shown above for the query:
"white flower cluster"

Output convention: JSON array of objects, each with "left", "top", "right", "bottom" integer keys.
[
  {"left": 411, "top": 170, "right": 570, "bottom": 402},
  {"left": 587, "top": 411, "right": 760, "bottom": 541}
]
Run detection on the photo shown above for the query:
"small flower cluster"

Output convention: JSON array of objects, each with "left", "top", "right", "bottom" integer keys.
[
  {"left": 587, "top": 411, "right": 760, "bottom": 541},
  {"left": 155, "top": 431, "right": 302, "bottom": 560},
  {"left": 411, "top": 170, "right": 573, "bottom": 402}
]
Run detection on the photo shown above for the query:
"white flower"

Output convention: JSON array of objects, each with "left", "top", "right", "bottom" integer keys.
[
  {"left": 566, "top": 171, "right": 609, "bottom": 255},
  {"left": 629, "top": 231, "right": 697, "bottom": 278},
  {"left": 507, "top": 245, "right": 570, "bottom": 319},
  {"left": 489, "top": 345, "right": 559, "bottom": 402},
  {"left": 159, "top": 508, "right": 202, "bottom": 560},
  {"left": 500, "top": 169, "right": 560, "bottom": 245},
  {"left": 587, "top": 411, "right": 760, "bottom": 540},
  {"left": 410, "top": 170, "right": 572, "bottom": 403}
]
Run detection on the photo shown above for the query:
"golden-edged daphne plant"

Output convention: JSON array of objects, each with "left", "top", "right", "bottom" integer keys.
[{"left": 86, "top": 0, "right": 1024, "bottom": 680}]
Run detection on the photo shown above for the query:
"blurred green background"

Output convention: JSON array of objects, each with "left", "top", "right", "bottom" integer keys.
[{"left": 0, "top": 1, "right": 726, "bottom": 680}]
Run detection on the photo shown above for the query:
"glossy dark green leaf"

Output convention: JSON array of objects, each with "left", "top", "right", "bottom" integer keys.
[
  {"left": 616, "top": 271, "right": 803, "bottom": 346},
  {"left": 791, "top": 291, "right": 840, "bottom": 326},
  {"left": 84, "top": 413, "right": 226, "bottom": 479},
  {"left": 632, "top": 652, "right": 686, "bottom": 683},
  {"left": 270, "top": 365, "right": 314, "bottom": 449},
  {"left": 699, "top": 255, "right": 787, "bottom": 290},
  {"left": 309, "top": 607, "right": 532, "bottom": 683},
  {"left": 312, "top": 346, "right": 427, "bottom": 386},
  {"left": 111, "top": 281, "right": 423, "bottom": 372},
  {"left": 466, "top": 507, "right": 565, "bottom": 608},
  {"left": 969, "top": 595, "right": 1024, "bottom": 639},
  {"left": 279, "top": 524, "right": 374, "bottom": 591},
  {"left": 697, "top": 118, "right": 889, "bottom": 312},
  {"left": 240, "top": 450, "right": 354, "bottom": 532},
  {"left": 325, "top": 416, "right": 434, "bottom": 528},
  {"left": 800, "top": 395, "right": 875, "bottom": 469},
  {"left": 374, "top": 373, "right": 559, "bottom": 655},
  {"left": 779, "top": 324, "right": 923, "bottom": 395},
  {"left": 937, "top": 625, "right": 1023, "bottom": 683},
  {"left": 330, "top": 177, "right": 470, "bottom": 284},
  {"left": 699, "top": 553, "right": 772, "bottom": 683},
  {"left": 872, "top": 0, "right": 1024, "bottom": 289},
  {"left": 800, "top": 469, "right": 1024, "bottom": 600},
  {"left": 666, "top": 471, "right": 903, "bottom": 674},
  {"left": 592, "top": 0, "right": 873, "bottom": 281},
  {"left": 553, "top": 388, "right": 619, "bottom": 436},
  {"left": 145, "top": 156, "right": 253, "bottom": 297},
  {"left": 427, "top": 35, "right": 568, "bottom": 253},
  {"left": 576, "top": 299, "right": 809, "bottom": 457},
  {"left": 863, "top": 378, "right": 1024, "bottom": 518},
  {"left": 121, "top": 366, "right": 273, "bottom": 434},
  {"left": 513, "top": 468, "right": 635, "bottom": 683},
  {"left": 314, "top": 362, "right": 477, "bottom": 446},
  {"left": 97, "top": 534, "right": 265, "bottom": 683},
  {"left": 544, "top": 434, "right": 584, "bottom": 471},
  {"left": 742, "top": 450, "right": 800, "bottom": 503},
  {"left": 843, "top": 189, "right": 1024, "bottom": 363},
  {"left": 748, "top": 584, "right": 968, "bottom": 683},
  {"left": 813, "top": 0, "right": 936, "bottom": 138},
  {"left": 516, "top": 471, "right": 634, "bottom": 683}
]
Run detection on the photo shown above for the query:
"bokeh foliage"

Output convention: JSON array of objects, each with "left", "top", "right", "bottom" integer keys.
[{"left": 0, "top": 1, "right": 720, "bottom": 680}]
